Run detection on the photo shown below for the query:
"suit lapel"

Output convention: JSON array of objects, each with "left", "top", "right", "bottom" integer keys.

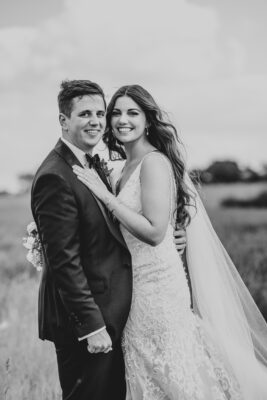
[
  {"left": 54, "top": 139, "right": 128, "bottom": 249},
  {"left": 90, "top": 192, "right": 127, "bottom": 249}
]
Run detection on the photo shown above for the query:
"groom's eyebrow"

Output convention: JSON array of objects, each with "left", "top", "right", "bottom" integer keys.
[
  {"left": 78, "top": 109, "right": 105, "bottom": 114},
  {"left": 78, "top": 109, "right": 92, "bottom": 114}
]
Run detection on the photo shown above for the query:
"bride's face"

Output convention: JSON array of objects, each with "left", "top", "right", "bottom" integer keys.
[{"left": 111, "top": 96, "right": 147, "bottom": 145}]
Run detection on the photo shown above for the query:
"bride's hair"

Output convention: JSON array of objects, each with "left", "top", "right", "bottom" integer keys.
[{"left": 103, "top": 84, "right": 193, "bottom": 228}]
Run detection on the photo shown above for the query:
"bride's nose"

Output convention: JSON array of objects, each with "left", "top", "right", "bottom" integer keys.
[{"left": 118, "top": 113, "right": 128, "bottom": 124}]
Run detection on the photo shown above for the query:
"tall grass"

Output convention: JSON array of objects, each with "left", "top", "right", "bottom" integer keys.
[
  {"left": 0, "top": 277, "right": 60, "bottom": 400},
  {"left": 201, "top": 183, "right": 267, "bottom": 319},
  {"left": 207, "top": 207, "right": 267, "bottom": 320},
  {"left": 0, "top": 184, "right": 266, "bottom": 398},
  {"left": 0, "top": 195, "right": 60, "bottom": 399}
]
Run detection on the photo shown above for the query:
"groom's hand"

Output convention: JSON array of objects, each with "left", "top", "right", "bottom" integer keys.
[
  {"left": 86, "top": 329, "right": 113, "bottom": 354},
  {"left": 173, "top": 228, "right": 187, "bottom": 254}
]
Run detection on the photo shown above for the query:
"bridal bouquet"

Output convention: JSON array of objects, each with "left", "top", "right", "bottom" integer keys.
[{"left": 23, "top": 222, "right": 43, "bottom": 271}]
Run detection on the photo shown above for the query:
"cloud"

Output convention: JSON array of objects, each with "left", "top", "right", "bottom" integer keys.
[
  {"left": 0, "top": 0, "right": 64, "bottom": 28},
  {"left": 189, "top": 0, "right": 267, "bottom": 73},
  {"left": 0, "top": 0, "right": 220, "bottom": 87},
  {"left": 0, "top": 0, "right": 266, "bottom": 190}
]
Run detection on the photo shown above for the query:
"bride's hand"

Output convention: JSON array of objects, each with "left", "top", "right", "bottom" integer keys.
[{"left": 72, "top": 165, "right": 109, "bottom": 202}]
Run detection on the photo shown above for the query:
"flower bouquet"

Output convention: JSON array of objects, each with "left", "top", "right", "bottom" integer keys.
[{"left": 23, "top": 222, "right": 43, "bottom": 271}]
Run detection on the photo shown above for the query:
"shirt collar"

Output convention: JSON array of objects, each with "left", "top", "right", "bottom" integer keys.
[{"left": 61, "top": 137, "right": 87, "bottom": 167}]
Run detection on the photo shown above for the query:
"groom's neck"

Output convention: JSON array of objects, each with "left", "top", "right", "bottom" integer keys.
[{"left": 61, "top": 135, "right": 94, "bottom": 155}]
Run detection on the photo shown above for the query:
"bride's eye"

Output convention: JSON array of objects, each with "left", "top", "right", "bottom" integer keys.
[{"left": 111, "top": 111, "right": 120, "bottom": 116}]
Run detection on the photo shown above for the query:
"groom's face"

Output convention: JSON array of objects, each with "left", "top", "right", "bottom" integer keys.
[{"left": 61, "top": 95, "right": 106, "bottom": 154}]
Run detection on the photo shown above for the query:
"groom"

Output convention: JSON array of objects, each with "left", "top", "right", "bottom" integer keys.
[
  {"left": 31, "top": 79, "right": 187, "bottom": 400},
  {"left": 31, "top": 80, "right": 133, "bottom": 400}
]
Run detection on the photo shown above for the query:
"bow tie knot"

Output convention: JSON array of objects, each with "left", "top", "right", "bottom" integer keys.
[
  {"left": 85, "top": 153, "right": 112, "bottom": 193},
  {"left": 85, "top": 153, "right": 101, "bottom": 169}
]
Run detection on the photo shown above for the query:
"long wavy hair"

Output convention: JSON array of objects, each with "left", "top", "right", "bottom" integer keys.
[{"left": 103, "top": 84, "right": 194, "bottom": 228}]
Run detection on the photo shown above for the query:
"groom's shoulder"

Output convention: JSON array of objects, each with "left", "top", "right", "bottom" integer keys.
[
  {"left": 32, "top": 142, "right": 70, "bottom": 188},
  {"left": 34, "top": 148, "right": 62, "bottom": 178}
]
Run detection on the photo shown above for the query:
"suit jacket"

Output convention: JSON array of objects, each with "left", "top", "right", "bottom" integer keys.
[{"left": 31, "top": 139, "right": 132, "bottom": 345}]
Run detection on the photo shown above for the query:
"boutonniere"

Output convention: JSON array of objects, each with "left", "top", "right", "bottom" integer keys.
[{"left": 99, "top": 159, "right": 114, "bottom": 179}]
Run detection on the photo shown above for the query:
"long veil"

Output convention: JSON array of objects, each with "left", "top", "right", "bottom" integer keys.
[{"left": 185, "top": 174, "right": 267, "bottom": 399}]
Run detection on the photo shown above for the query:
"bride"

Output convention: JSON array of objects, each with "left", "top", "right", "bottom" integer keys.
[{"left": 73, "top": 84, "right": 267, "bottom": 400}]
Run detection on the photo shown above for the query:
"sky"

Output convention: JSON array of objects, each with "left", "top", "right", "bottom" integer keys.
[{"left": 0, "top": 0, "right": 266, "bottom": 192}]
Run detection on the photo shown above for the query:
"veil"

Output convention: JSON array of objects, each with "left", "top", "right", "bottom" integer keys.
[{"left": 185, "top": 173, "right": 267, "bottom": 399}]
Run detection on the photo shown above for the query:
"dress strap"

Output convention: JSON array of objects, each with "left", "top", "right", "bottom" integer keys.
[{"left": 139, "top": 151, "right": 176, "bottom": 225}]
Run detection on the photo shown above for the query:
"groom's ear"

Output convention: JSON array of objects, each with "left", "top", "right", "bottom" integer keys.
[{"left": 59, "top": 113, "right": 68, "bottom": 130}]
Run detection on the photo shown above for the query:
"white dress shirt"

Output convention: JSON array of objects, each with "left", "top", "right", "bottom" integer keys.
[
  {"left": 61, "top": 137, "right": 88, "bottom": 167},
  {"left": 60, "top": 137, "right": 106, "bottom": 341}
]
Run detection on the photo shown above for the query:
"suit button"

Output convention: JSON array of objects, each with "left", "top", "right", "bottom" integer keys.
[{"left": 123, "top": 263, "right": 130, "bottom": 269}]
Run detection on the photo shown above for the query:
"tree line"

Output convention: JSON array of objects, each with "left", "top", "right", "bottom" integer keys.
[{"left": 191, "top": 161, "right": 267, "bottom": 184}]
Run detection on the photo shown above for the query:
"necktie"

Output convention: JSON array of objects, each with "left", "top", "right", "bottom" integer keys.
[{"left": 85, "top": 153, "right": 112, "bottom": 192}]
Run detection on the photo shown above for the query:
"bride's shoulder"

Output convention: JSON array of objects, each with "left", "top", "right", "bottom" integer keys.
[
  {"left": 141, "top": 151, "right": 171, "bottom": 169},
  {"left": 141, "top": 151, "right": 172, "bottom": 182}
]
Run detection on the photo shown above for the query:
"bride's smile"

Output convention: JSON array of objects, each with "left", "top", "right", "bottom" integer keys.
[{"left": 111, "top": 96, "right": 149, "bottom": 144}]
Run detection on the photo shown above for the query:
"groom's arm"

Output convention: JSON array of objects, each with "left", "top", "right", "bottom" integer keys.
[{"left": 32, "top": 173, "right": 105, "bottom": 339}]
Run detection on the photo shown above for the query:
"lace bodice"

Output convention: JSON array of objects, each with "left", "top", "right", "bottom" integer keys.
[{"left": 117, "top": 152, "right": 242, "bottom": 400}]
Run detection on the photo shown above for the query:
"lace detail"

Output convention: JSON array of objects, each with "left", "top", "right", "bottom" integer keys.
[{"left": 117, "top": 153, "right": 242, "bottom": 400}]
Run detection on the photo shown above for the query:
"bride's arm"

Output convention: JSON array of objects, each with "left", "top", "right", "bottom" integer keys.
[
  {"left": 73, "top": 154, "right": 171, "bottom": 246},
  {"left": 111, "top": 155, "right": 171, "bottom": 246}
]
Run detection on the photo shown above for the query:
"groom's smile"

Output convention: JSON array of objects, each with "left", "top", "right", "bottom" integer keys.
[
  {"left": 60, "top": 94, "right": 106, "bottom": 154},
  {"left": 84, "top": 129, "right": 101, "bottom": 135}
]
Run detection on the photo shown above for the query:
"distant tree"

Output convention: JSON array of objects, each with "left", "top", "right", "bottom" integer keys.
[
  {"left": 19, "top": 173, "right": 34, "bottom": 182},
  {"left": 190, "top": 160, "right": 267, "bottom": 184},
  {"left": 190, "top": 169, "right": 213, "bottom": 184},
  {"left": 206, "top": 161, "right": 241, "bottom": 183},
  {"left": 241, "top": 167, "right": 260, "bottom": 182},
  {"left": 18, "top": 172, "right": 34, "bottom": 193},
  {"left": 0, "top": 190, "right": 9, "bottom": 197},
  {"left": 222, "top": 191, "right": 267, "bottom": 208},
  {"left": 260, "top": 164, "right": 267, "bottom": 181}
]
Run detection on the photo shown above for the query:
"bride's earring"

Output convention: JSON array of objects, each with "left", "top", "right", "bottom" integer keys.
[{"left": 145, "top": 127, "right": 149, "bottom": 136}]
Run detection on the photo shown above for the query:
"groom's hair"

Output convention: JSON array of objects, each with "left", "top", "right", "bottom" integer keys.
[{"left": 58, "top": 79, "right": 106, "bottom": 117}]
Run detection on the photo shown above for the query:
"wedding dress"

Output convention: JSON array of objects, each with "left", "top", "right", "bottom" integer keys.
[{"left": 116, "top": 152, "right": 267, "bottom": 400}]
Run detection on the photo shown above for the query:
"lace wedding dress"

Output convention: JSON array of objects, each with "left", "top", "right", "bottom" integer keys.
[{"left": 117, "top": 153, "right": 242, "bottom": 400}]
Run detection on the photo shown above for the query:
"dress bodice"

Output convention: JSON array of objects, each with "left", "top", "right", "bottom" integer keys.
[
  {"left": 116, "top": 153, "right": 178, "bottom": 269},
  {"left": 116, "top": 153, "right": 242, "bottom": 400}
]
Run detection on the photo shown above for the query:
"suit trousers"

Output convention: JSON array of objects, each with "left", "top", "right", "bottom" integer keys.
[{"left": 55, "top": 338, "right": 126, "bottom": 400}]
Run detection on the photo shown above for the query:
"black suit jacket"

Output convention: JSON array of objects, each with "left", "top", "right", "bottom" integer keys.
[{"left": 31, "top": 139, "right": 132, "bottom": 344}]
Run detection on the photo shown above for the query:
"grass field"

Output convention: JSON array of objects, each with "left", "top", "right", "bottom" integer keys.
[
  {"left": 0, "top": 183, "right": 267, "bottom": 399},
  {"left": 201, "top": 183, "right": 267, "bottom": 318},
  {"left": 0, "top": 194, "right": 60, "bottom": 399}
]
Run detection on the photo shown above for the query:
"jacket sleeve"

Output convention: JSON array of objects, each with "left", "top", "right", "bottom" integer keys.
[{"left": 32, "top": 173, "right": 105, "bottom": 338}]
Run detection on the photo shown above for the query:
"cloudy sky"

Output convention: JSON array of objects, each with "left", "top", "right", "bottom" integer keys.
[{"left": 0, "top": 0, "right": 266, "bottom": 191}]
